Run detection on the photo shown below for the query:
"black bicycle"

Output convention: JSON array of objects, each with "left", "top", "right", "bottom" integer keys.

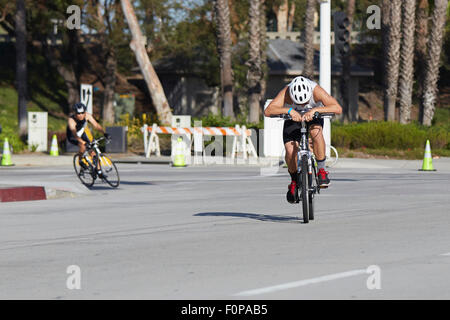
[
  {"left": 272, "top": 111, "right": 334, "bottom": 223},
  {"left": 73, "top": 137, "right": 120, "bottom": 188}
]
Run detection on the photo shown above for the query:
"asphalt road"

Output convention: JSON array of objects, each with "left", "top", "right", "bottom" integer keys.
[{"left": 1, "top": 160, "right": 450, "bottom": 299}]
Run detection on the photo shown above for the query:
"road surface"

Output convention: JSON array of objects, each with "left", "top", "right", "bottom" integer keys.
[{"left": 1, "top": 160, "right": 449, "bottom": 299}]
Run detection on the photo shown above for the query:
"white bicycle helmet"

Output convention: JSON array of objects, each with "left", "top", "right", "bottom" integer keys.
[{"left": 288, "top": 76, "right": 313, "bottom": 104}]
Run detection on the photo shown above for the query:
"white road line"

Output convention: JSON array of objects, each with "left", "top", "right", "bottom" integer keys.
[
  {"left": 440, "top": 253, "right": 450, "bottom": 256},
  {"left": 233, "top": 269, "right": 367, "bottom": 297}
]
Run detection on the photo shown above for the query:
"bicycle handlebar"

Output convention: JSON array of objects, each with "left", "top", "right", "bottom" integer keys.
[
  {"left": 269, "top": 111, "right": 335, "bottom": 121},
  {"left": 85, "top": 136, "right": 111, "bottom": 149}
]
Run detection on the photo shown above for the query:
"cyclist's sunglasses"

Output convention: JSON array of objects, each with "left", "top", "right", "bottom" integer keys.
[{"left": 76, "top": 111, "right": 86, "bottom": 115}]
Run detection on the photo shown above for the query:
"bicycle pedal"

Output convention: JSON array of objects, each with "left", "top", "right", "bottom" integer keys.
[{"left": 319, "top": 185, "right": 329, "bottom": 189}]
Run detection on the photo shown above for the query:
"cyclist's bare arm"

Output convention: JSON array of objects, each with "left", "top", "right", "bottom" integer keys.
[
  {"left": 264, "top": 86, "right": 292, "bottom": 117},
  {"left": 311, "top": 85, "right": 342, "bottom": 115},
  {"left": 86, "top": 113, "right": 106, "bottom": 134},
  {"left": 68, "top": 117, "right": 85, "bottom": 145},
  {"left": 301, "top": 86, "right": 342, "bottom": 122},
  {"left": 264, "top": 87, "right": 302, "bottom": 121}
]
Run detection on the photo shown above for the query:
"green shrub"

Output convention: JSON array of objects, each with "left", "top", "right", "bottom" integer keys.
[
  {"left": 0, "top": 125, "right": 26, "bottom": 153},
  {"left": 331, "top": 121, "right": 450, "bottom": 151}
]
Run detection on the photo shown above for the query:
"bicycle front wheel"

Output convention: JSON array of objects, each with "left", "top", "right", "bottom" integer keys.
[
  {"left": 308, "top": 164, "right": 316, "bottom": 221},
  {"left": 300, "top": 154, "right": 309, "bottom": 223},
  {"left": 99, "top": 155, "right": 120, "bottom": 188},
  {"left": 73, "top": 154, "right": 95, "bottom": 187}
]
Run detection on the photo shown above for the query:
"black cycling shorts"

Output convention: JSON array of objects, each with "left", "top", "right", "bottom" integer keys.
[
  {"left": 282, "top": 118, "right": 324, "bottom": 144},
  {"left": 67, "top": 128, "right": 91, "bottom": 146}
]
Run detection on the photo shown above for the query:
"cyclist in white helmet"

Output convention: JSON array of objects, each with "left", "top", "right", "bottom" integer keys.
[{"left": 264, "top": 76, "right": 342, "bottom": 203}]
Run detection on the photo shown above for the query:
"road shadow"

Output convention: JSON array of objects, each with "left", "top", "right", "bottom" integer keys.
[
  {"left": 194, "top": 212, "right": 301, "bottom": 224},
  {"left": 119, "top": 181, "right": 155, "bottom": 186},
  {"left": 76, "top": 180, "right": 154, "bottom": 191},
  {"left": 89, "top": 185, "right": 118, "bottom": 191},
  {"left": 332, "top": 178, "right": 359, "bottom": 182}
]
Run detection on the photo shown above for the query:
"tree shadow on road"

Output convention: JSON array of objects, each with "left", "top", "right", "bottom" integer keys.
[{"left": 194, "top": 212, "right": 301, "bottom": 224}]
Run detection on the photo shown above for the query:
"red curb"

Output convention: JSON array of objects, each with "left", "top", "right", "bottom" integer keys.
[{"left": 0, "top": 186, "right": 47, "bottom": 202}]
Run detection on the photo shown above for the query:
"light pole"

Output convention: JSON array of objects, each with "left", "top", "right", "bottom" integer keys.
[{"left": 319, "top": 0, "right": 331, "bottom": 159}]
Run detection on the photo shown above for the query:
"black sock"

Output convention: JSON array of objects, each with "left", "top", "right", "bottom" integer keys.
[{"left": 289, "top": 171, "right": 297, "bottom": 182}]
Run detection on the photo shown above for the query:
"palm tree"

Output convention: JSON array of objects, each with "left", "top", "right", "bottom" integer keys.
[
  {"left": 15, "top": 0, "right": 27, "bottom": 139},
  {"left": 120, "top": 0, "right": 172, "bottom": 125},
  {"left": 383, "top": 0, "right": 402, "bottom": 121},
  {"left": 422, "top": 0, "right": 448, "bottom": 126},
  {"left": 342, "top": 0, "right": 355, "bottom": 122},
  {"left": 398, "top": 0, "right": 416, "bottom": 124},
  {"left": 382, "top": 0, "right": 390, "bottom": 104},
  {"left": 260, "top": 0, "right": 268, "bottom": 105},
  {"left": 415, "top": 0, "right": 429, "bottom": 119},
  {"left": 273, "top": 0, "right": 289, "bottom": 33},
  {"left": 302, "top": 0, "right": 315, "bottom": 79},
  {"left": 247, "top": 0, "right": 262, "bottom": 123},
  {"left": 287, "top": 1, "right": 295, "bottom": 32},
  {"left": 89, "top": 0, "right": 120, "bottom": 124},
  {"left": 214, "top": 0, "right": 234, "bottom": 118}
]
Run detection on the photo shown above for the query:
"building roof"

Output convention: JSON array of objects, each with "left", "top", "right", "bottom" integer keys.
[
  {"left": 133, "top": 38, "right": 374, "bottom": 78},
  {"left": 267, "top": 38, "right": 374, "bottom": 77}
]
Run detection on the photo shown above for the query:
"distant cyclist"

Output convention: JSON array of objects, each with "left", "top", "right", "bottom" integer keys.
[
  {"left": 66, "top": 103, "right": 110, "bottom": 177},
  {"left": 264, "top": 76, "right": 342, "bottom": 203}
]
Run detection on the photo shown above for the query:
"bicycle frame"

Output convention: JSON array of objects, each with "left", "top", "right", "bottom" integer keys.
[
  {"left": 82, "top": 137, "right": 105, "bottom": 176},
  {"left": 296, "top": 119, "right": 319, "bottom": 197},
  {"left": 297, "top": 120, "right": 314, "bottom": 174}
]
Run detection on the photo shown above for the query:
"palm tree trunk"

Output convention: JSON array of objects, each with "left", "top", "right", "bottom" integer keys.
[
  {"left": 398, "top": 0, "right": 416, "bottom": 124},
  {"left": 302, "top": 0, "right": 315, "bottom": 79},
  {"left": 120, "top": 0, "right": 172, "bottom": 125},
  {"left": 383, "top": 0, "right": 402, "bottom": 121},
  {"left": 102, "top": 50, "right": 117, "bottom": 124},
  {"left": 15, "top": 0, "right": 27, "bottom": 139},
  {"left": 422, "top": 0, "right": 448, "bottom": 126},
  {"left": 287, "top": 1, "right": 295, "bottom": 32},
  {"left": 273, "top": 0, "right": 288, "bottom": 33},
  {"left": 247, "top": 0, "right": 262, "bottom": 123},
  {"left": 259, "top": 0, "right": 268, "bottom": 104},
  {"left": 214, "top": 0, "right": 234, "bottom": 118},
  {"left": 382, "top": 0, "right": 390, "bottom": 97},
  {"left": 416, "top": 0, "right": 429, "bottom": 122},
  {"left": 342, "top": 0, "right": 355, "bottom": 122}
]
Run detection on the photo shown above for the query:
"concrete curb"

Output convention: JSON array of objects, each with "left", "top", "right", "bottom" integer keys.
[{"left": 0, "top": 186, "right": 82, "bottom": 203}]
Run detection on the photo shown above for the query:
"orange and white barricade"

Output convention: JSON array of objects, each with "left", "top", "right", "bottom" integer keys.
[{"left": 141, "top": 124, "right": 258, "bottom": 163}]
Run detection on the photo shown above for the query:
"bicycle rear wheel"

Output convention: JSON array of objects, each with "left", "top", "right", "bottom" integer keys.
[
  {"left": 326, "top": 145, "right": 339, "bottom": 168},
  {"left": 99, "top": 155, "right": 120, "bottom": 188},
  {"left": 73, "top": 154, "right": 95, "bottom": 187},
  {"left": 300, "top": 154, "right": 309, "bottom": 223}
]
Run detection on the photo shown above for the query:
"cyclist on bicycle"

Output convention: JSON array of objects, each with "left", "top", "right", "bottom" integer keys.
[
  {"left": 264, "top": 76, "right": 342, "bottom": 203},
  {"left": 66, "top": 102, "right": 110, "bottom": 177}
]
